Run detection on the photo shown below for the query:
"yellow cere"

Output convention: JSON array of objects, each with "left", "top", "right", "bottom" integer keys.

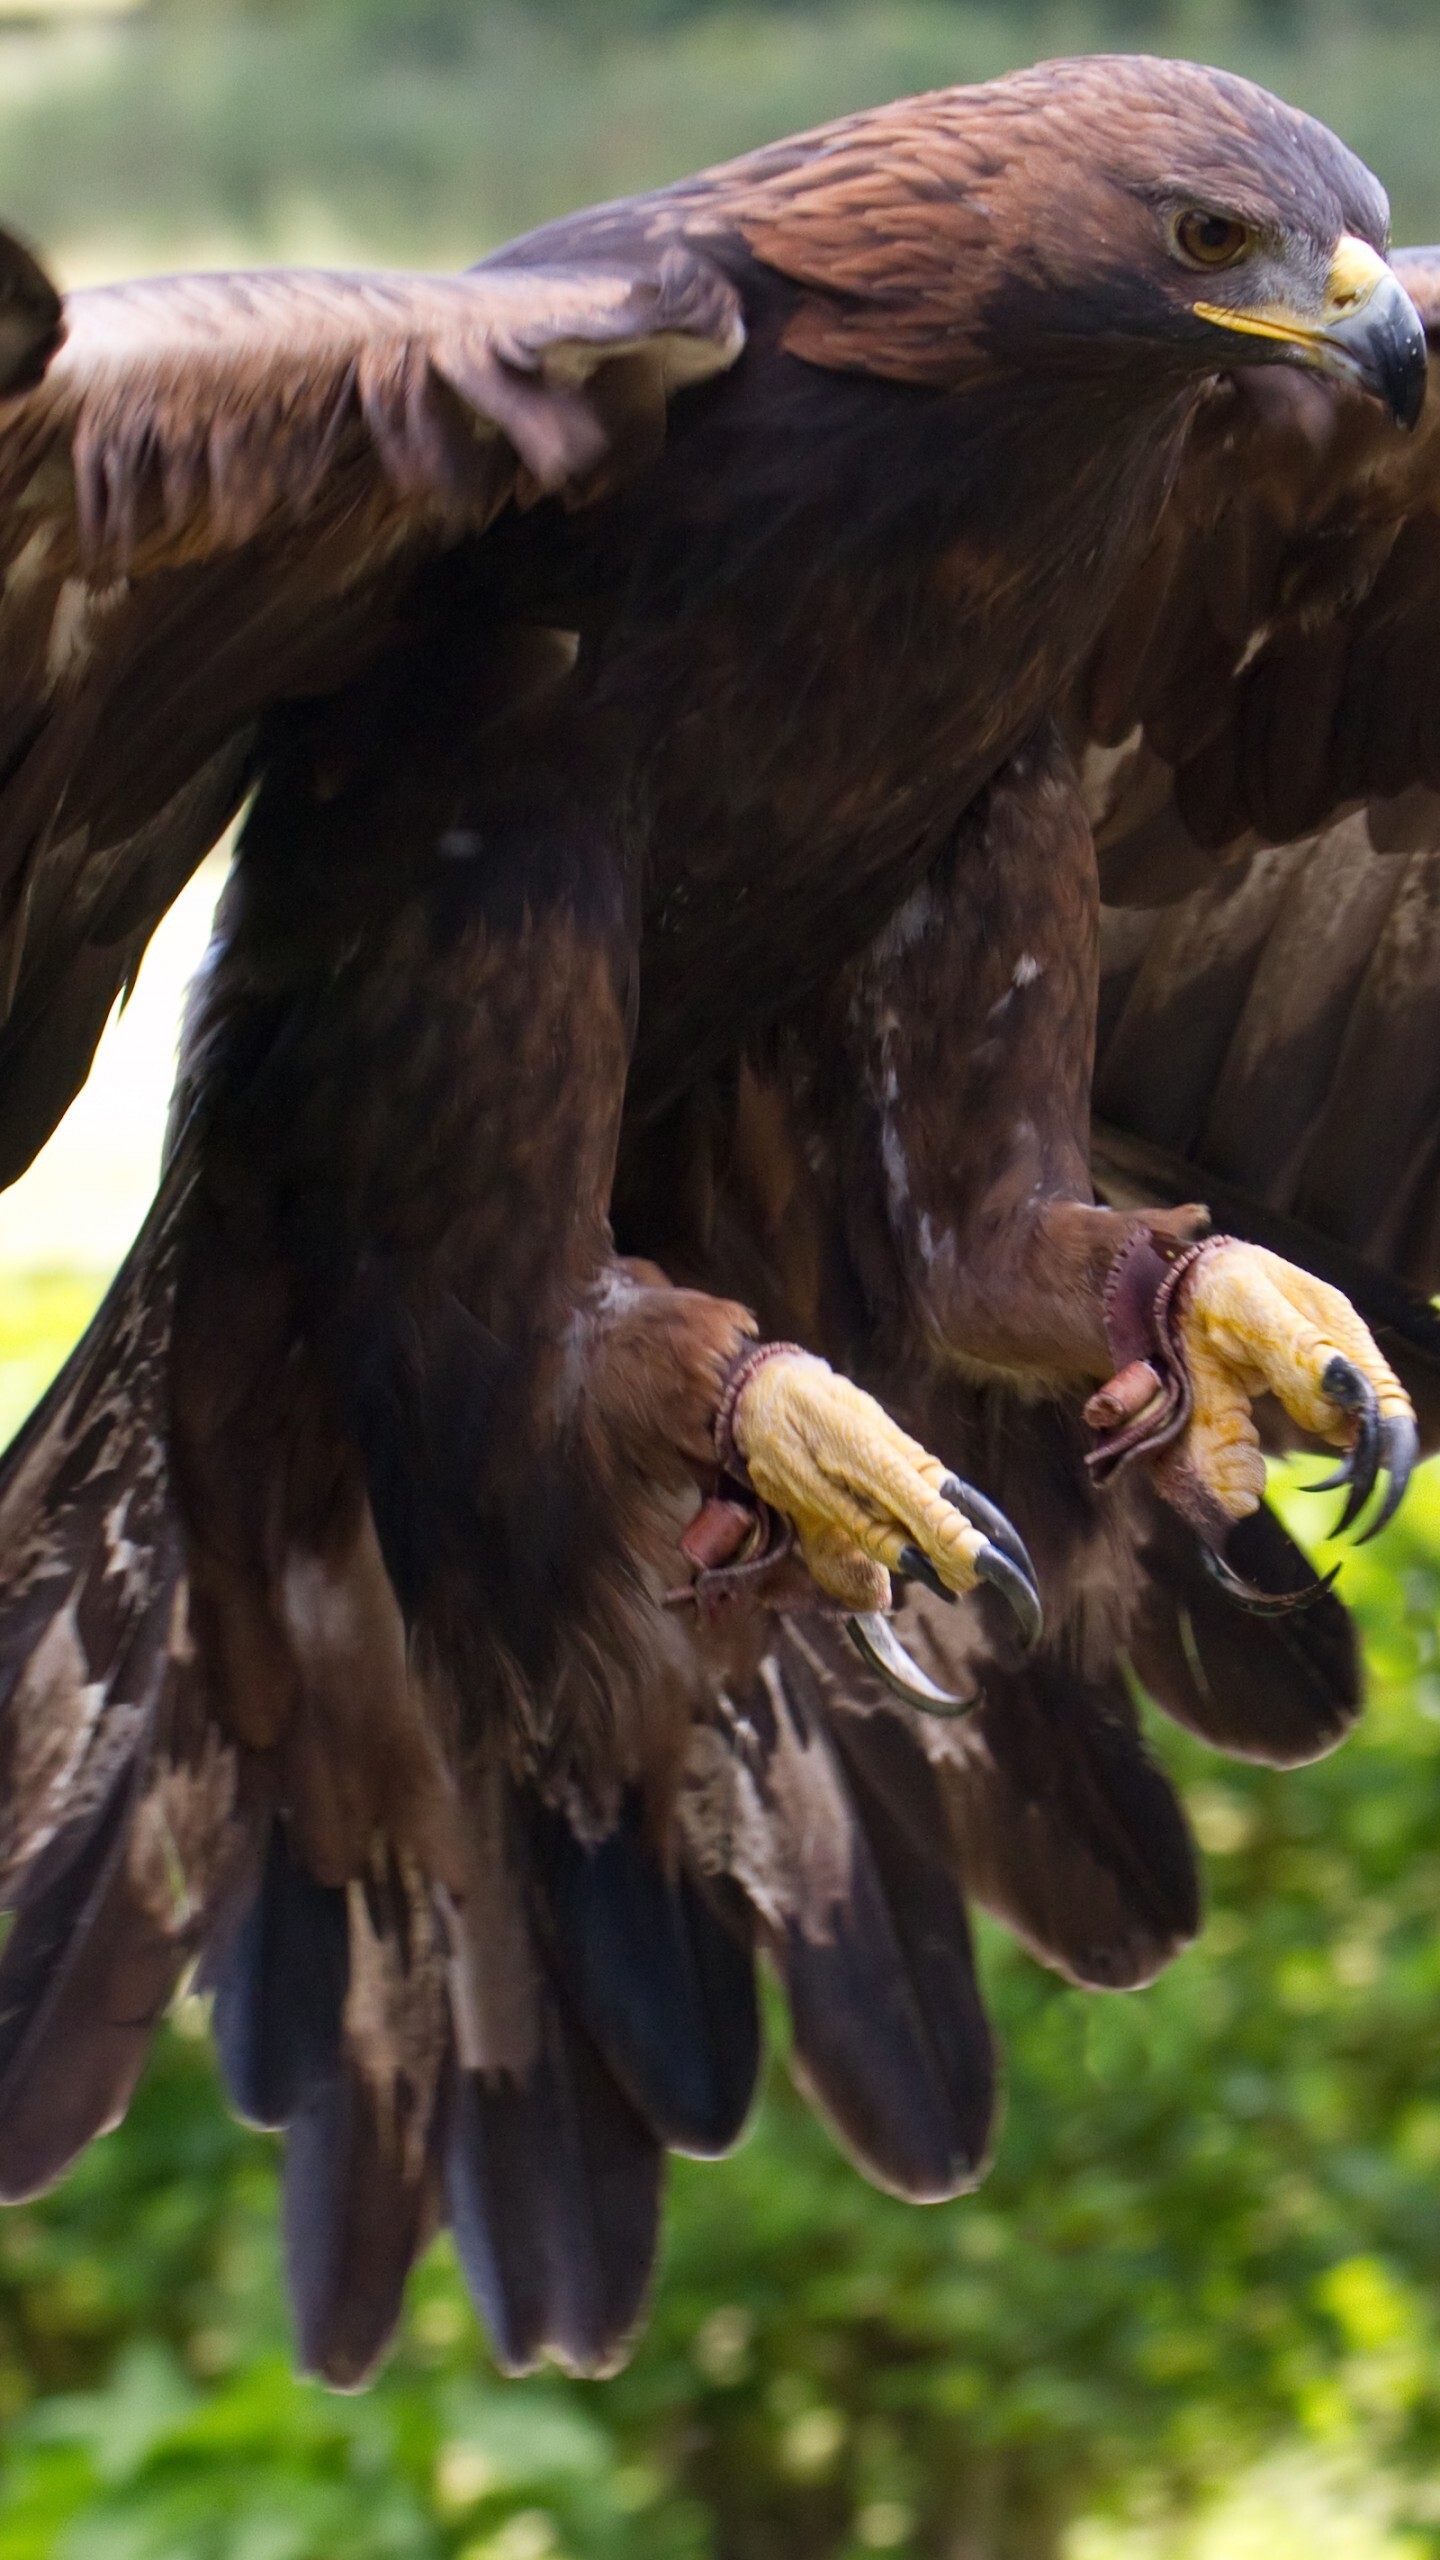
[{"left": 1194, "top": 230, "right": 1389, "bottom": 345}]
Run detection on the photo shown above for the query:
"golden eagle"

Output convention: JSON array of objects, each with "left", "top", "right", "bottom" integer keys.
[{"left": 0, "top": 57, "right": 1431, "bottom": 2384}]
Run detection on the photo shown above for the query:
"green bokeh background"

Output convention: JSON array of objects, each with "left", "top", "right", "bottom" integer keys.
[{"left": 3, "top": 4, "right": 1440, "bottom": 2552}]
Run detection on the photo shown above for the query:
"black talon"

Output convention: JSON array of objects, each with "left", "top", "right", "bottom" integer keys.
[
  {"left": 1356, "top": 1410, "right": 1419, "bottom": 1543},
  {"left": 1320, "top": 1354, "right": 1380, "bottom": 1534},
  {"left": 897, "top": 1478, "right": 1043, "bottom": 1644},
  {"left": 846, "top": 1613, "right": 976, "bottom": 1716},
  {"left": 1334, "top": 1459, "right": 1377, "bottom": 1538},
  {"left": 939, "top": 1474, "right": 1038, "bottom": 1586},
  {"left": 897, "top": 1542, "right": 956, "bottom": 1604},
  {"left": 1201, "top": 1543, "right": 1340, "bottom": 1615},
  {"left": 973, "top": 1540, "right": 1044, "bottom": 1649}
]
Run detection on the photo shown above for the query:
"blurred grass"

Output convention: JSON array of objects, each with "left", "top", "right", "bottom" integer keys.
[
  {"left": 1, "top": 1, "right": 1440, "bottom": 286},
  {"left": 0, "top": 1273, "right": 103, "bottom": 1446}
]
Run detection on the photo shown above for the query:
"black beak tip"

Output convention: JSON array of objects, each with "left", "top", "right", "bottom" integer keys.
[
  {"left": 1393, "top": 339, "right": 1429, "bottom": 432},
  {"left": 1370, "top": 283, "right": 1429, "bottom": 431},
  {"left": 1380, "top": 308, "right": 1430, "bottom": 430},
  {"left": 1320, "top": 269, "right": 1430, "bottom": 432}
]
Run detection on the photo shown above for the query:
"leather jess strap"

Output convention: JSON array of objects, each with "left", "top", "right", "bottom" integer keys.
[{"left": 1084, "top": 1225, "right": 1218, "bottom": 1486}]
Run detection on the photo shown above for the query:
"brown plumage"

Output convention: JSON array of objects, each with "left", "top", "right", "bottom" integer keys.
[
  {"left": 1067, "top": 237, "right": 1440, "bottom": 1422},
  {"left": 1089, "top": 806, "right": 1440, "bottom": 1429},
  {"left": 0, "top": 57, "right": 1432, "bottom": 2385}
]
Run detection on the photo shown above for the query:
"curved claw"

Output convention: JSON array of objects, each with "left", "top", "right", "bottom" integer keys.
[
  {"left": 1320, "top": 1353, "right": 1381, "bottom": 1534},
  {"left": 897, "top": 1526, "right": 1043, "bottom": 1647},
  {"left": 974, "top": 1540, "right": 1043, "bottom": 1649},
  {"left": 1356, "top": 1409, "right": 1419, "bottom": 1543},
  {"left": 1201, "top": 1543, "right": 1340, "bottom": 1616},
  {"left": 897, "top": 1542, "right": 955, "bottom": 1604},
  {"left": 846, "top": 1611, "right": 976, "bottom": 1716},
  {"left": 1303, "top": 1356, "right": 1414, "bottom": 1543},
  {"left": 938, "top": 1474, "right": 1038, "bottom": 1586}
]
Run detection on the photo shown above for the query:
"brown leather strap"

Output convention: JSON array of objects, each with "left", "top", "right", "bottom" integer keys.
[
  {"left": 668, "top": 1340, "right": 845, "bottom": 1623},
  {"left": 665, "top": 1498, "right": 847, "bottom": 1625},
  {"left": 1084, "top": 1227, "right": 1240, "bottom": 1545},
  {"left": 1085, "top": 1229, "right": 1210, "bottom": 1482}
]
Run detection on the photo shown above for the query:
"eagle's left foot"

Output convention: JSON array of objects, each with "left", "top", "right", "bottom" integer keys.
[
  {"left": 1179, "top": 1242, "right": 1417, "bottom": 1538},
  {"left": 724, "top": 1347, "right": 1042, "bottom": 1648},
  {"left": 1087, "top": 1236, "right": 1417, "bottom": 1551}
]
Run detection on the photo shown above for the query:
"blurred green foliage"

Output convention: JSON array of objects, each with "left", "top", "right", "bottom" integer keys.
[
  {"left": 1, "top": 0, "right": 1439, "bottom": 279},
  {"left": 4, "top": 2, "right": 1440, "bottom": 2548},
  {"left": 0, "top": 1279, "right": 104, "bottom": 1451}
]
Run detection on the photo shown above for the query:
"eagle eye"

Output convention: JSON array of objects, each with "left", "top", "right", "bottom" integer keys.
[{"left": 1172, "top": 209, "right": 1254, "bottom": 271}]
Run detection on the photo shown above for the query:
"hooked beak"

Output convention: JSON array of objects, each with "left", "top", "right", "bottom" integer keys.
[{"left": 1195, "top": 234, "right": 1429, "bottom": 431}]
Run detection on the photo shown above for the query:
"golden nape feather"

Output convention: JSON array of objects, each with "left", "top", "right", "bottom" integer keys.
[{"left": 0, "top": 54, "right": 1434, "bottom": 2384}]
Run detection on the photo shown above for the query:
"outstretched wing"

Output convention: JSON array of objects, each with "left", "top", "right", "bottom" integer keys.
[
  {"left": 1092, "top": 803, "right": 1440, "bottom": 1445},
  {"left": 0, "top": 230, "right": 742, "bottom": 1184},
  {"left": 1073, "top": 246, "right": 1440, "bottom": 907},
  {"left": 1073, "top": 243, "right": 1440, "bottom": 1415}
]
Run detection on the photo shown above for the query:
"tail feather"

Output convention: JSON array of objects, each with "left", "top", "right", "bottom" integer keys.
[
  {"left": 684, "top": 1634, "right": 995, "bottom": 2202},
  {"left": 824, "top": 1691, "right": 996, "bottom": 2187},
  {"left": 208, "top": 1822, "right": 451, "bottom": 2388},
  {"left": 207, "top": 1820, "right": 350, "bottom": 2129},
  {"left": 773, "top": 1598, "right": 1201, "bottom": 1997},
  {"left": 1129, "top": 1499, "right": 1361, "bottom": 1766},
  {"left": 283, "top": 1853, "right": 450, "bottom": 2389},
  {"left": 285, "top": 2078, "right": 442, "bottom": 2390},
  {"left": 439, "top": 1768, "right": 665, "bottom": 2377},
  {"left": 445, "top": 1994, "right": 664, "bottom": 2379},
  {"left": 883, "top": 1579, "right": 1202, "bottom": 1993},
  {"left": 946, "top": 1655, "right": 1201, "bottom": 1990},
  {"left": 527, "top": 1790, "right": 760, "bottom": 2158}
]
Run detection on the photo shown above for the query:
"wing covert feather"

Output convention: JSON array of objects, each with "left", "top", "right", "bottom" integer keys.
[
  {"left": 0, "top": 235, "right": 743, "bottom": 1178},
  {"left": 1093, "top": 809, "right": 1440, "bottom": 1380}
]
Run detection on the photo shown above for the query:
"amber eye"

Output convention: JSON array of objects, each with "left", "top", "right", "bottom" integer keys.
[{"left": 1173, "top": 209, "right": 1253, "bottom": 270}]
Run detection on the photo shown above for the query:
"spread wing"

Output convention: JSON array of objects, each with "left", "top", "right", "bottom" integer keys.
[
  {"left": 0, "top": 230, "right": 742, "bottom": 1185},
  {"left": 1074, "top": 241, "right": 1440, "bottom": 1420},
  {"left": 1092, "top": 804, "right": 1440, "bottom": 1443},
  {"left": 1074, "top": 246, "right": 1440, "bottom": 908}
]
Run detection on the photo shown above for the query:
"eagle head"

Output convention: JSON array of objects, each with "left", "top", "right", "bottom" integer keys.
[
  {"left": 992, "top": 55, "right": 1427, "bottom": 429},
  {"left": 730, "top": 54, "right": 1428, "bottom": 430}
]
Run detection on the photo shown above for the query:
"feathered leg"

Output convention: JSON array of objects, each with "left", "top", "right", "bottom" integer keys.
[
  {"left": 716, "top": 726, "right": 1411, "bottom": 1548},
  {"left": 611, "top": 732, "right": 1373, "bottom": 2026}
]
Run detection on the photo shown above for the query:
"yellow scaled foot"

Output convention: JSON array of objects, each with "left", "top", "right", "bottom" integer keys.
[
  {"left": 731, "top": 1351, "right": 1041, "bottom": 1639},
  {"left": 1180, "top": 1241, "right": 1417, "bottom": 1537}
]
